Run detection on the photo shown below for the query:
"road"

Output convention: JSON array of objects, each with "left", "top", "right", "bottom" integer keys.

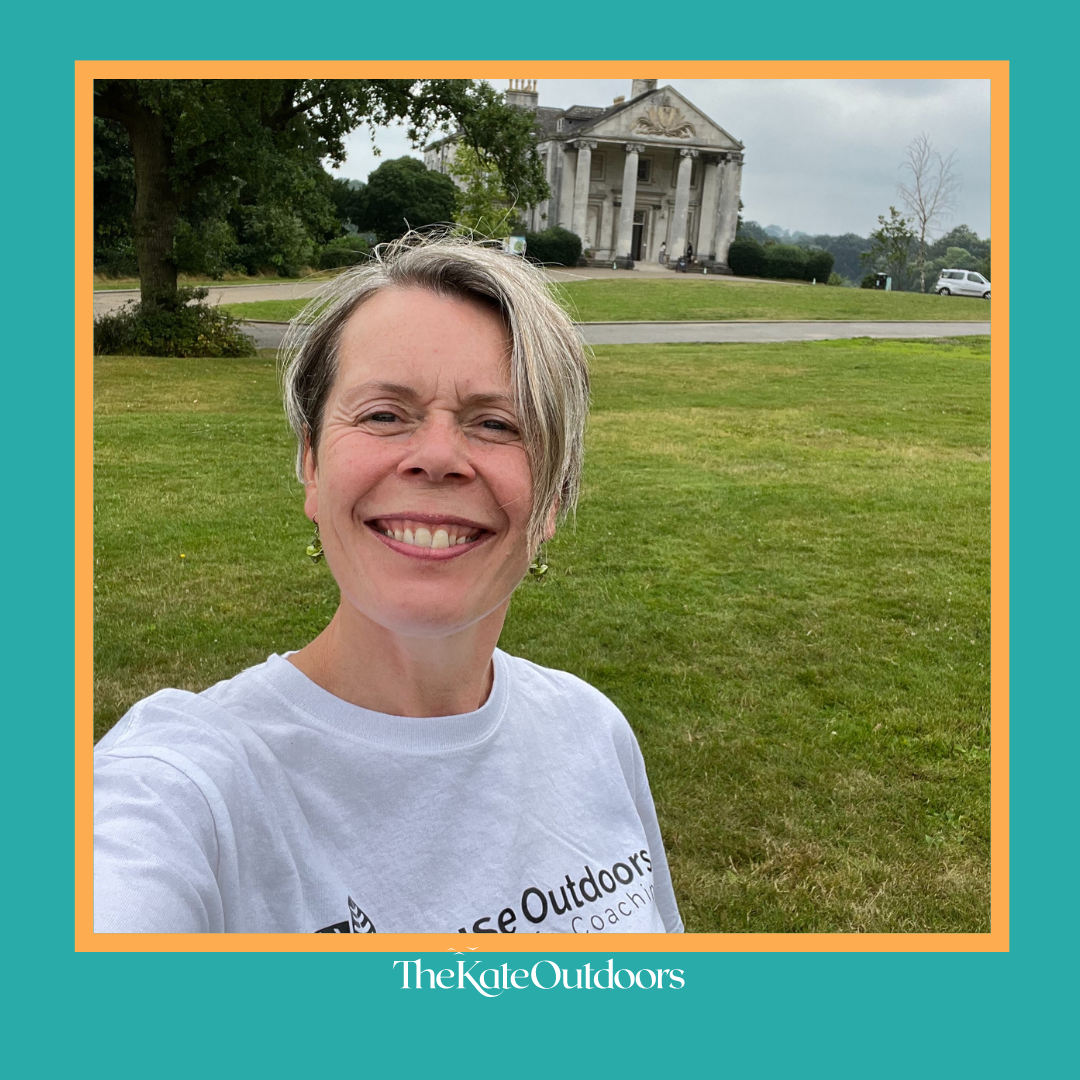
[{"left": 237, "top": 318, "right": 990, "bottom": 350}]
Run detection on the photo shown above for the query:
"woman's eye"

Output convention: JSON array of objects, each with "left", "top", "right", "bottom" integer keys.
[
  {"left": 365, "top": 411, "right": 400, "bottom": 424},
  {"left": 480, "top": 418, "right": 515, "bottom": 433}
]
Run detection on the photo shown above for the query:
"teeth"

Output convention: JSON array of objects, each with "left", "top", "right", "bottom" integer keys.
[{"left": 377, "top": 519, "right": 481, "bottom": 547}]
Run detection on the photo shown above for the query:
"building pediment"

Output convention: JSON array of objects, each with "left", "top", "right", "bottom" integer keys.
[{"left": 577, "top": 86, "right": 742, "bottom": 151}]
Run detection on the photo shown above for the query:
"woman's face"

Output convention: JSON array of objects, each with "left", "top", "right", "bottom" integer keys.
[{"left": 304, "top": 286, "right": 550, "bottom": 638}]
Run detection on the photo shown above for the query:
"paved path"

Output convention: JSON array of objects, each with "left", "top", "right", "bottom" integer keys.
[
  {"left": 580, "top": 320, "right": 991, "bottom": 345},
  {"left": 240, "top": 318, "right": 989, "bottom": 350},
  {"left": 93, "top": 281, "right": 329, "bottom": 317}
]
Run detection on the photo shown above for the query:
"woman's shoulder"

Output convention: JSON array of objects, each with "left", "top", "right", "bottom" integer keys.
[
  {"left": 497, "top": 650, "right": 633, "bottom": 731},
  {"left": 95, "top": 655, "right": 282, "bottom": 757}
]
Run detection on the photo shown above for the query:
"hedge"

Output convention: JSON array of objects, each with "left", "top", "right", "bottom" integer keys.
[
  {"left": 523, "top": 227, "right": 582, "bottom": 267},
  {"left": 728, "top": 238, "right": 835, "bottom": 282}
]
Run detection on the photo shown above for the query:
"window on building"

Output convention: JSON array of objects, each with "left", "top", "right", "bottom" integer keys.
[
  {"left": 637, "top": 157, "right": 652, "bottom": 183},
  {"left": 590, "top": 152, "right": 606, "bottom": 181}
]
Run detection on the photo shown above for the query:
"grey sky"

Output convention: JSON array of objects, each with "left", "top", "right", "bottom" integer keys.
[{"left": 332, "top": 78, "right": 990, "bottom": 239}]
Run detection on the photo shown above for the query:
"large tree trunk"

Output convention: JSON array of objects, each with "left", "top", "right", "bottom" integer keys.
[
  {"left": 94, "top": 83, "right": 181, "bottom": 311},
  {"left": 129, "top": 109, "right": 181, "bottom": 310}
]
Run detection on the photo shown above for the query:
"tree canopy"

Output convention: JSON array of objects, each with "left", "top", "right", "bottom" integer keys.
[
  {"left": 93, "top": 79, "right": 548, "bottom": 307},
  {"left": 861, "top": 207, "right": 917, "bottom": 290},
  {"left": 448, "top": 144, "right": 523, "bottom": 238},
  {"left": 355, "top": 157, "right": 457, "bottom": 243}
]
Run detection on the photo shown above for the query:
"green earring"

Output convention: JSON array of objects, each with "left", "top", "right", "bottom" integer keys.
[
  {"left": 306, "top": 521, "right": 324, "bottom": 563},
  {"left": 529, "top": 552, "right": 548, "bottom": 578}
]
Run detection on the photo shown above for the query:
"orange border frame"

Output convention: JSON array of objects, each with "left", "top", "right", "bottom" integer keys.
[{"left": 76, "top": 59, "right": 1008, "bottom": 953}]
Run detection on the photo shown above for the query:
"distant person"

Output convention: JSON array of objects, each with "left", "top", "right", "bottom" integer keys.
[
  {"left": 658, "top": 241, "right": 667, "bottom": 264},
  {"left": 686, "top": 242, "right": 694, "bottom": 262},
  {"left": 93, "top": 233, "right": 684, "bottom": 936}
]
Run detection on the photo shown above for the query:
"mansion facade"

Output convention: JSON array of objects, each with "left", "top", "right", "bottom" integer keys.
[{"left": 425, "top": 79, "right": 745, "bottom": 268}]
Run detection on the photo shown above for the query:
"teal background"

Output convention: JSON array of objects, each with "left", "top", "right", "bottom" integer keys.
[{"left": 11, "top": 6, "right": 1072, "bottom": 1074}]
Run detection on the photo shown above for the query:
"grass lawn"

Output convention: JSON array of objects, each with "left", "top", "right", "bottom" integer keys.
[
  {"left": 94, "top": 335, "right": 991, "bottom": 933},
  {"left": 219, "top": 278, "right": 991, "bottom": 324}
]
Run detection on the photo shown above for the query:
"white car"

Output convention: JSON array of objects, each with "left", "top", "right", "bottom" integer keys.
[{"left": 935, "top": 269, "right": 990, "bottom": 299}]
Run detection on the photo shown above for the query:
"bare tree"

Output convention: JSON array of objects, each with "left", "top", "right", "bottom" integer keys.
[{"left": 898, "top": 134, "right": 961, "bottom": 293}]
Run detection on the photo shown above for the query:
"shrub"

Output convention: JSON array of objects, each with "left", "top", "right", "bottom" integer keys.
[
  {"left": 827, "top": 272, "right": 843, "bottom": 287},
  {"left": 94, "top": 238, "right": 140, "bottom": 278},
  {"left": 727, "top": 238, "right": 767, "bottom": 277},
  {"left": 317, "top": 235, "right": 370, "bottom": 270},
  {"left": 807, "top": 250, "right": 836, "bottom": 282},
  {"left": 235, "top": 205, "right": 314, "bottom": 277},
  {"left": 861, "top": 273, "right": 878, "bottom": 289},
  {"left": 764, "top": 243, "right": 811, "bottom": 281},
  {"left": 93, "top": 288, "right": 257, "bottom": 357},
  {"left": 173, "top": 218, "right": 242, "bottom": 280},
  {"left": 523, "top": 227, "right": 582, "bottom": 267}
]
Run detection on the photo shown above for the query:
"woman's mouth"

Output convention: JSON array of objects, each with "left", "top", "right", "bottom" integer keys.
[{"left": 366, "top": 517, "right": 490, "bottom": 556}]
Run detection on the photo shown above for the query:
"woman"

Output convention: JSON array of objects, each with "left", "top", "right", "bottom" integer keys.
[{"left": 94, "top": 235, "right": 683, "bottom": 935}]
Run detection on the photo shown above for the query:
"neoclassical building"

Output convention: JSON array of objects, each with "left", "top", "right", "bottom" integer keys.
[{"left": 425, "top": 79, "right": 745, "bottom": 268}]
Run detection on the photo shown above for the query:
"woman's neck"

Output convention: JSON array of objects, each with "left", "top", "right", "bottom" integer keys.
[{"left": 287, "top": 601, "right": 507, "bottom": 718}]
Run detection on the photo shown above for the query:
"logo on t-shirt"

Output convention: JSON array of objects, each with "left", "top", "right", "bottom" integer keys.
[{"left": 314, "top": 895, "right": 376, "bottom": 933}]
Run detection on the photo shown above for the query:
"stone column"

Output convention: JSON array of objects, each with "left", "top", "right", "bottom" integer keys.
[
  {"left": 570, "top": 140, "right": 596, "bottom": 243},
  {"left": 616, "top": 142, "right": 644, "bottom": 259},
  {"left": 697, "top": 155, "right": 721, "bottom": 259},
  {"left": 599, "top": 197, "right": 615, "bottom": 258},
  {"left": 557, "top": 143, "right": 576, "bottom": 229},
  {"left": 714, "top": 152, "right": 744, "bottom": 268},
  {"left": 669, "top": 148, "right": 697, "bottom": 258}
]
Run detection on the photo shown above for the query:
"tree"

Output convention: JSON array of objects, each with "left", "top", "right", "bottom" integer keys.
[
  {"left": 93, "top": 79, "right": 548, "bottom": 310},
  {"left": 928, "top": 224, "right": 989, "bottom": 263},
  {"left": 800, "top": 233, "right": 873, "bottom": 283},
  {"left": 897, "top": 133, "right": 961, "bottom": 293},
  {"left": 94, "top": 117, "right": 138, "bottom": 274},
  {"left": 448, "top": 144, "right": 523, "bottom": 238},
  {"left": 862, "top": 207, "right": 917, "bottom": 290},
  {"left": 329, "top": 177, "right": 368, "bottom": 233},
  {"left": 355, "top": 157, "right": 457, "bottom": 243}
]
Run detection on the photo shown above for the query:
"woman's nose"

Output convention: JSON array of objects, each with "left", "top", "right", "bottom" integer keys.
[{"left": 397, "top": 415, "right": 476, "bottom": 484}]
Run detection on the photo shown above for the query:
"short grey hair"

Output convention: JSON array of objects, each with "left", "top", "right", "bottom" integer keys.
[{"left": 280, "top": 232, "right": 590, "bottom": 549}]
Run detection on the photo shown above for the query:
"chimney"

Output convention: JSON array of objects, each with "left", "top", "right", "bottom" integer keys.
[
  {"left": 630, "top": 79, "right": 657, "bottom": 99},
  {"left": 505, "top": 79, "right": 539, "bottom": 111}
]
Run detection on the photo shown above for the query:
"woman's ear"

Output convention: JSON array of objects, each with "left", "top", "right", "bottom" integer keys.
[
  {"left": 302, "top": 437, "right": 319, "bottom": 522},
  {"left": 543, "top": 500, "right": 559, "bottom": 542}
]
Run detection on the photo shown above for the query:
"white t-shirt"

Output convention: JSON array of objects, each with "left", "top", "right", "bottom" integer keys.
[{"left": 94, "top": 649, "right": 684, "bottom": 934}]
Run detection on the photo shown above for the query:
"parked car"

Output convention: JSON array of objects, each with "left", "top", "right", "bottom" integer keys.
[{"left": 935, "top": 269, "right": 991, "bottom": 299}]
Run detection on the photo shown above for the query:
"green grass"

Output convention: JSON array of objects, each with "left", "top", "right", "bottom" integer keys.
[
  {"left": 218, "top": 299, "right": 317, "bottom": 322},
  {"left": 219, "top": 278, "right": 991, "bottom": 324},
  {"left": 558, "top": 279, "right": 992, "bottom": 322},
  {"left": 94, "top": 336, "right": 991, "bottom": 933}
]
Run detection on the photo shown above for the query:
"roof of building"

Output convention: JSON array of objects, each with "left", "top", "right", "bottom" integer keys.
[{"left": 425, "top": 85, "right": 742, "bottom": 152}]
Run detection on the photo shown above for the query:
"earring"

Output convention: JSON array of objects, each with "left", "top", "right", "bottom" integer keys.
[
  {"left": 306, "top": 521, "right": 324, "bottom": 563},
  {"left": 529, "top": 551, "right": 548, "bottom": 578}
]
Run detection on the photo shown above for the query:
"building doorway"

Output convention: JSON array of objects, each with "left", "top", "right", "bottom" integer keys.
[{"left": 631, "top": 209, "right": 649, "bottom": 260}]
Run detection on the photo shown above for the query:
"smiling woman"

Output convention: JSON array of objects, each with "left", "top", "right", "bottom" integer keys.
[{"left": 93, "top": 234, "right": 683, "bottom": 935}]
